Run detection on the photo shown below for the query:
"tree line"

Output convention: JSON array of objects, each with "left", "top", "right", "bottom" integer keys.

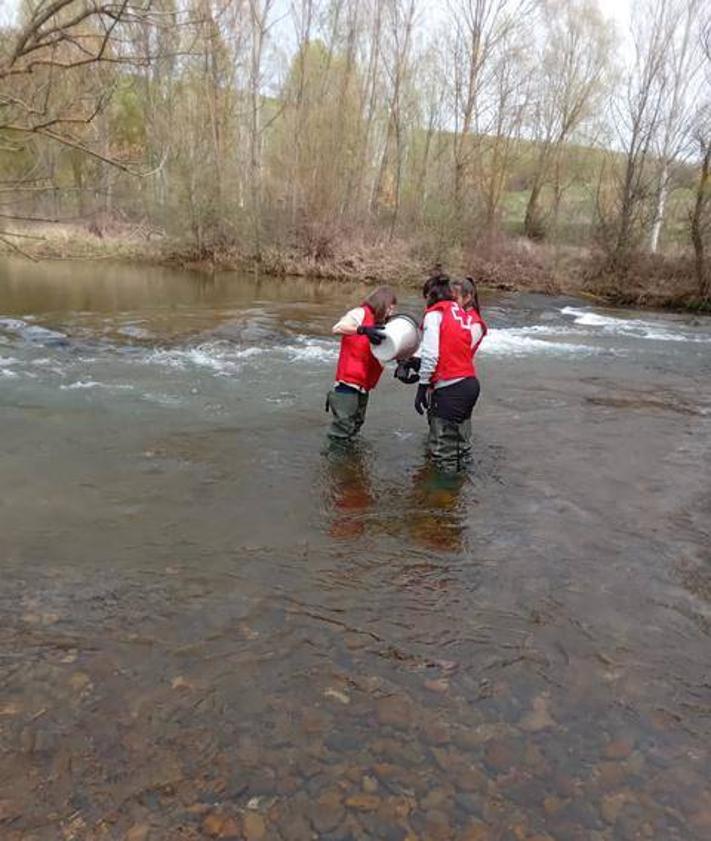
[{"left": 0, "top": 0, "right": 710, "bottom": 298}]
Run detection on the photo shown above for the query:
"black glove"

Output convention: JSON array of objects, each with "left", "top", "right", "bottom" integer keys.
[
  {"left": 414, "top": 384, "right": 430, "bottom": 415},
  {"left": 356, "top": 325, "right": 386, "bottom": 345},
  {"left": 394, "top": 358, "right": 420, "bottom": 384}
]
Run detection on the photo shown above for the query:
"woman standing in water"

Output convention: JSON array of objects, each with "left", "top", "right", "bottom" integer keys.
[
  {"left": 414, "top": 275, "right": 487, "bottom": 471},
  {"left": 326, "top": 286, "right": 397, "bottom": 440}
]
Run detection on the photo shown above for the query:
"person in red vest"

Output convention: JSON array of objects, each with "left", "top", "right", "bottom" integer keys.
[
  {"left": 326, "top": 286, "right": 397, "bottom": 440},
  {"left": 414, "top": 275, "right": 487, "bottom": 471}
]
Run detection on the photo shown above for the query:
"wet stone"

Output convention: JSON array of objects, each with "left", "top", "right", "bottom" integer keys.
[
  {"left": 551, "top": 774, "right": 577, "bottom": 798},
  {"left": 459, "top": 820, "right": 494, "bottom": 841},
  {"left": 456, "top": 766, "right": 489, "bottom": 794},
  {"left": 325, "top": 731, "right": 363, "bottom": 752},
  {"left": 125, "top": 825, "right": 150, "bottom": 841},
  {"left": 357, "top": 812, "right": 409, "bottom": 840},
  {"left": 596, "top": 761, "right": 627, "bottom": 789},
  {"left": 276, "top": 775, "right": 300, "bottom": 795},
  {"left": 543, "top": 795, "right": 566, "bottom": 817},
  {"left": 277, "top": 810, "right": 312, "bottom": 841},
  {"left": 483, "top": 739, "right": 521, "bottom": 773},
  {"left": 0, "top": 800, "right": 21, "bottom": 822},
  {"left": 422, "top": 808, "right": 452, "bottom": 841},
  {"left": 68, "top": 672, "right": 92, "bottom": 693},
  {"left": 459, "top": 723, "right": 511, "bottom": 750},
  {"left": 362, "top": 775, "right": 378, "bottom": 793},
  {"left": 202, "top": 812, "right": 241, "bottom": 838},
  {"left": 324, "top": 687, "right": 351, "bottom": 706},
  {"left": 522, "top": 742, "right": 549, "bottom": 774},
  {"left": 690, "top": 808, "right": 711, "bottom": 832},
  {"left": 345, "top": 793, "right": 381, "bottom": 812},
  {"left": 376, "top": 795, "right": 412, "bottom": 823},
  {"left": 301, "top": 708, "right": 332, "bottom": 734},
  {"left": 420, "top": 720, "right": 451, "bottom": 746},
  {"left": 454, "top": 791, "right": 484, "bottom": 815},
  {"left": 243, "top": 812, "right": 266, "bottom": 841},
  {"left": 421, "top": 787, "right": 452, "bottom": 811},
  {"left": 246, "top": 768, "right": 277, "bottom": 796},
  {"left": 309, "top": 789, "right": 346, "bottom": 834},
  {"left": 603, "top": 739, "right": 634, "bottom": 760},
  {"left": 600, "top": 792, "right": 631, "bottom": 825},
  {"left": 376, "top": 696, "right": 414, "bottom": 730},
  {"left": 371, "top": 738, "right": 423, "bottom": 769},
  {"left": 519, "top": 694, "right": 556, "bottom": 732}
]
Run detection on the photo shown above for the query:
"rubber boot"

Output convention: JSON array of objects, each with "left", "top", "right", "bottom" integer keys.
[
  {"left": 428, "top": 416, "right": 471, "bottom": 472},
  {"left": 457, "top": 418, "right": 473, "bottom": 466},
  {"left": 326, "top": 389, "right": 369, "bottom": 440}
]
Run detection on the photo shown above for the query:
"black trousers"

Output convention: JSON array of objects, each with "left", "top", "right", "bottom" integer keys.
[{"left": 430, "top": 377, "right": 480, "bottom": 423}]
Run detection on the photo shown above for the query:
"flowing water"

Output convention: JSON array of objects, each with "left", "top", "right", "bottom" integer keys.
[{"left": 1, "top": 259, "right": 710, "bottom": 841}]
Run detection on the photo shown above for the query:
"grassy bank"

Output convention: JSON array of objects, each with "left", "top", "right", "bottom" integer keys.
[{"left": 1, "top": 223, "right": 708, "bottom": 313}]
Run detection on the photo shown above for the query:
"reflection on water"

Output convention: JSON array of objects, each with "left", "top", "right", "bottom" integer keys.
[
  {"left": 407, "top": 465, "right": 468, "bottom": 552},
  {"left": 1, "top": 258, "right": 711, "bottom": 840},
  {"left": 323, "top": 443, "right": 468, "bottom": 551},
  {"left": 323, "top": 443, "right": 377, "bottom": 540}
]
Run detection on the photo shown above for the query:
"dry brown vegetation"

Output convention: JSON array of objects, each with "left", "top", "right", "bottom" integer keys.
[{"left": 0, "top": 0, "right": 710, "bottom": 311}]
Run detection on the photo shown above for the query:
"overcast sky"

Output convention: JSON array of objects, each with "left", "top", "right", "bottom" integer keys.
[{"left": 2, "top": 0, "right": 633, "bottom": 31}]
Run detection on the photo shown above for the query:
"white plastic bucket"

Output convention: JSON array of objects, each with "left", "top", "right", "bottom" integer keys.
[{"left": 371, "top": 314, "right": 420, "bottom": 363}]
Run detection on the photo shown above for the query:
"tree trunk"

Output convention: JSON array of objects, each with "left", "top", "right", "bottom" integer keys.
[
  {"left": 524, "top": 176, "right": 544, "bottom": 240},
  {"left": 691, "top": 142, "right": 710, "bottom": 300},
  {"left": 649, "top": 159, "right": 669, "bottom": 254}
]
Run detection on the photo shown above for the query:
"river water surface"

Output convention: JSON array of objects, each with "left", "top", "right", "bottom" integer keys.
[{"left": 1, "top": 259, "right": 710, "bottom": 841}]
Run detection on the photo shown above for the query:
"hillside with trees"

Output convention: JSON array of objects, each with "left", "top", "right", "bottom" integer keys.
[{"left": 1, "top": 0, "right": 710, "bottom": 307}]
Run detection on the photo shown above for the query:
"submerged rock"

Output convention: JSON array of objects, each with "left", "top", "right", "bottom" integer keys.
[
  {"left": 376, "top": 696, "right": 414, "bottom": 729},
  {"left": 460, "top": 822, "right": 494, "bottom": 841},
  {"left": 519, "top": 694, "right": 556, "bottom": 732},
  {"left": 125, "top": 825, "right": 150, "bottom": 841},
  {"left": 324, "top": 687, "right": 351, "bottom": 705},
  {"left": 243, "top": 812, "right": 266, "bottom": 841},
  {"left": 362, "top": 775, "right": 379, "bottom": 793},
  {"left": 602, "top": 739, "right": 634, "bottom": 760},
  {"left": 424, "top": 679, "right": 450, "bottom": 694},
  {"left": 309, "top": 789, "right": 345, "bottom": 834},
  {"left": 345, "top": 793, "right": 382, "bottom": 812},
  {"left": 202, "top": 812, "right": 241, "bottom": 838}
]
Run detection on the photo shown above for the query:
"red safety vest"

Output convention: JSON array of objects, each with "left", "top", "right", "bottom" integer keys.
[
  {"left": 335, "top": 304, "right": 384, "bottom": 391},
  {"left": 426, "top": 301, "right": 486, "bottom": 383}
]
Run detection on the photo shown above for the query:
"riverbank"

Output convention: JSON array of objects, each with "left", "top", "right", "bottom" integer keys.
[{"left": 1, "top": 222, "right": 708, "bottom": 312}]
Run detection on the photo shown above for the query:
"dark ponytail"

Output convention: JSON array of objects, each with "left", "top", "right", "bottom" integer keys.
[{"left": 466, "top": 276, "right": 481, "bottom": 315}]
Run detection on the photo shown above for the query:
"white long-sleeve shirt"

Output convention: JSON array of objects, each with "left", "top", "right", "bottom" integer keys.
[
  {"left": 332, "top": 306, "right": 366, "bottom": 335},
  {"left": 418, "top": 310, "right": 484, "bottom": 388}
]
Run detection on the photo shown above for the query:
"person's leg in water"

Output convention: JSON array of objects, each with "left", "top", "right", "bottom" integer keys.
[
  {"left": 428, "top": 378, "right": 480, "bottom": 471},
  {"left": 326, "top": 384, "right": 370, "bottom": 440}
]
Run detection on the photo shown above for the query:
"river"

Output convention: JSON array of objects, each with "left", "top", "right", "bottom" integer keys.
[{"left": 1, "top": 258, "right": 710, "bottom": 841}]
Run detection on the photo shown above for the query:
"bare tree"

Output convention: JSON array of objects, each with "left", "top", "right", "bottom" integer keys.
[
  {"left": 603, "top": 0, "right": 677, "bottom": 268},
  {"left": 524, "top": 0, "right": 613, "bottom": 240},
  {"left": 689, "top": 20, "right": 711, "bottom": 299},
  {"left": 648, "top": 0, "right": 704, "bottom": 253},
  {"left": 370, "top": 0, "right": 417, "bottom": 237},
  {"left": 0, "top": 0, "right": 203, "bottom": 249},
  {"left": 446, "top": 0, "right": 533, "bottom": 232},
  {"left": 247, "top": 0, "right": 276, "bottom": 256}
]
